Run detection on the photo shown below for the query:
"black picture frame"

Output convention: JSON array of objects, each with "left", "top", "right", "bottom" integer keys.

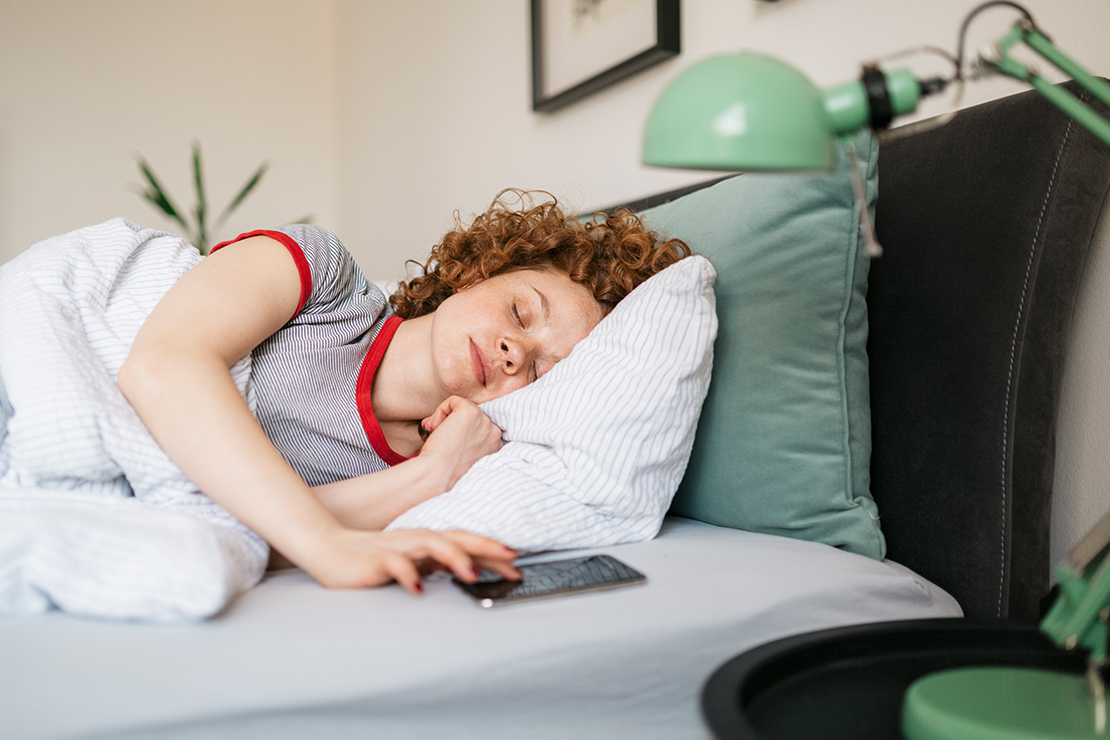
[{"left": 531, "top": 0, "right": 680, "bottom": 113}]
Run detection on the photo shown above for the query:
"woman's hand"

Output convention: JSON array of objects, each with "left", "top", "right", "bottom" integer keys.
[
  {"left": 310, "top": 399, "right": 502, "bottom": 531},
  {"left": 300, "top": 527, "right": 520, "bottom": 593},
  {"left": 419, "top": 396, "right": 503, "bottom": 491}
]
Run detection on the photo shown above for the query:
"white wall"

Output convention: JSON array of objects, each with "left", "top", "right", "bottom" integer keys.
[{"left": 0, "top": 0, "right": 339, "bottom": 262}]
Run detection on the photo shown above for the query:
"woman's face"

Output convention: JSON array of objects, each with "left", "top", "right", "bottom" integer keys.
[{"left": 429, "top": 267, "right": 603, "bottom": 405}]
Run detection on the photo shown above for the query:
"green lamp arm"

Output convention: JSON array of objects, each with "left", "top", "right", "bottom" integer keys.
[
  {"left": 1041, "top": 510, "right": 1110, "bottom": 665},
  {"left": 816, "top": 17, "right": 1110, "bottom": 148},
  {"left": 821, "top": 67, "right": 924, "bottom": 136},
  {"left": 983, "top": 20, "right": 1110, "bottom": 147}
]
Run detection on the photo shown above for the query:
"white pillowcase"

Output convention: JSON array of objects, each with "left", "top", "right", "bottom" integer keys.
[{"left": 387, "top": 255, "right": 717, "bottom": 552}]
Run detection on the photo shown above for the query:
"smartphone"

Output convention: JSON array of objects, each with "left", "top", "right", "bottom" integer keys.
[{"left": 453, "top": 554, "right": 646, "bottom": 608}]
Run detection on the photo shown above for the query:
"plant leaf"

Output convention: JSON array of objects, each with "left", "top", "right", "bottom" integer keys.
[
  {"left": 214, "top": 162, "right": 269, "bottom": 231},
  {"left": 191, "top": 142, "right": 208, "bottom": 252},
  {"left": 135, "top": 157, "right": 193, "bottom": 238}
]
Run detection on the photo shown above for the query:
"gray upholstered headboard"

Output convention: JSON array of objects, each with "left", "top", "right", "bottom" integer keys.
[
  {"left": 868, "top": 81, "right": 1110, "bottom": 621},
  {"left": 610, "top": 81, "right": 1110, "bottom": 621}
]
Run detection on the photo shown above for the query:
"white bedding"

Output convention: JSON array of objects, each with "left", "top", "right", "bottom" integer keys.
[
  {"left": 0, "top": 220, "right": 269, "bottom": 619},
  {"left": 0, "top": 488, "right": 265, "bottom": 620},
  {"left": 0, "top": 517, "right": 962, "bottom": 740}
]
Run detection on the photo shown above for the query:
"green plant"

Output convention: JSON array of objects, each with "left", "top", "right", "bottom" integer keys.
[{"left": 133, "top": 142, "right": 269, "bottom": 255}]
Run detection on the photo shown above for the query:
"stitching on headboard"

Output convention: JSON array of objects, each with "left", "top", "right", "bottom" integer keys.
[{"left": 998, "top": 112, "right": 1076, "bottom": 617}]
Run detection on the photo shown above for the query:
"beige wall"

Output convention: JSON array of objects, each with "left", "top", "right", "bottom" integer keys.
[
  {"left": 2, "top": 0, "right": 1107, "bottom": 566},
  {"left": 0, "top": 0, "right": 339, "bottom": 261}
]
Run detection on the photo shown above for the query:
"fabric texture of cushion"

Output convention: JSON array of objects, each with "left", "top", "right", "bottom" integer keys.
[
  {"left": 640, "top": 133, "right": 885, "bottom": 559},
  {"left": 387, "top": 255, "right": 717, "bottom": 552}
]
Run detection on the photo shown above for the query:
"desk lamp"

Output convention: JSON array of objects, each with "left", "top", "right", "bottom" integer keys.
[
  {"left": 641, "top": 2, "right": 1110, "bottom": 737},
  {"left": 643, "top": 0, "right": 1110, "bottom": 259}
]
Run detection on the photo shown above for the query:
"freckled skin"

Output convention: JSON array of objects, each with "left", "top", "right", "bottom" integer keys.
[{"left": 429, "top": 268, "right": 603, "bottom": 405}]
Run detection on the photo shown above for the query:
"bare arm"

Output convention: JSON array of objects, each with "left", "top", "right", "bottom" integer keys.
[{"left": 119, "top": 237, "right": 516, "bottom": 590}]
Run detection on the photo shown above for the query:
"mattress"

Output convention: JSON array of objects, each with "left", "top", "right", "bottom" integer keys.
[{"left": 0, "top": 517, "right": 961, "bottom": 740}]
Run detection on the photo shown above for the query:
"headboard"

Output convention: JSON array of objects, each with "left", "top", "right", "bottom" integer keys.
[{"left": 608, "top": 81, "right": 1110, "bottom": 621}]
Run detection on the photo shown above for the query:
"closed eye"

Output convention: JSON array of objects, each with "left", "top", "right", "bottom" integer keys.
[{"left": 512, "top": 301, "right": 542, "bottom": 382}]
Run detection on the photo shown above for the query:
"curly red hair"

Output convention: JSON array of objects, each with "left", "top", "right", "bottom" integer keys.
[{"left": 389, "top": 190, "right": 691, "bottom": 319}]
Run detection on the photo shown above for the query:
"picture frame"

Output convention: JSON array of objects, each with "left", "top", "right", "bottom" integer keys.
[{"left": 531, "top": 0, "right": 680, "bottom": 113}]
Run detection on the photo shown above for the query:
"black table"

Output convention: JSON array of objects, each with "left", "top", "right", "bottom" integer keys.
[{"left": 702, "top": 618, "right": 1088, "bottom": 739}]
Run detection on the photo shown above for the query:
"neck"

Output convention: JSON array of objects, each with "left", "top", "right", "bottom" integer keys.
[{"left": 371, "top": 313, "right": 442, "bottom": 425}]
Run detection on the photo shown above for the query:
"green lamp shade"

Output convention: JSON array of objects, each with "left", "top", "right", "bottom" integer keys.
[
  {"left": 903, "top": 666, "right": 1106, "bottom": 740},
  {"left": 643, "top": 53, "right": 837, "bottom": 171}
]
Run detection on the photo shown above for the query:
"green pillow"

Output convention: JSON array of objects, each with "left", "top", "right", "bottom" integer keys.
[{"left": 640, "top": 132, "right": 885, "bottom": 559}]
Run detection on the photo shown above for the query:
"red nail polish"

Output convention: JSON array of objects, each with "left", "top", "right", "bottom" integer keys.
[{"left": 414, "top": 581, "right": 423, "bottom": 593}]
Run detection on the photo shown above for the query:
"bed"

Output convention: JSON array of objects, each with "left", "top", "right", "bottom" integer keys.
[{"left": 2, "top": 82, "right": 1108, "bottom": 739}]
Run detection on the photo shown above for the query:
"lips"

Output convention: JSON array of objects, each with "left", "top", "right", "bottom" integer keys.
[{"left": 469, "top": 339, "right": 489, "bottom": 387}]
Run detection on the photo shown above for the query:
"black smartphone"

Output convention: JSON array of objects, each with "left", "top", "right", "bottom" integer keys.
[{"left": 453, "top": 554, "right": 646, "bottom": 608}]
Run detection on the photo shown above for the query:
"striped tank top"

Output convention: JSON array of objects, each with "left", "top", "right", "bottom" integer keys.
[{"left": 213, "top": 225, "right": 409, "bottom": 485}]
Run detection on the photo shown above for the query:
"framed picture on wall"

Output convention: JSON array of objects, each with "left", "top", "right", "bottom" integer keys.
[{"left": 531, "top": 0, "right": 680, "bottom": 113}]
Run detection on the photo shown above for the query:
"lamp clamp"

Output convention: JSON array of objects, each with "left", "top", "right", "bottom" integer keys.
[{"left": 860, "top": 64, "right": 895, "bottom": 130}]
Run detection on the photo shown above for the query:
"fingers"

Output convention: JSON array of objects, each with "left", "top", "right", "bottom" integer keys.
[
  {"left": 313, "top": 527, "right": 519, "bottom": 595},
  {"left": 387, "top": 530, "right": 519, "bottom": 588},
  {"left": 421, "top": 402, "right": 449, "bottom": 434},
  {"left": 440, "top": 530, "right": 518, "bottom": 560},
  {"left": 473, "top": 556, "right": 523, "bottom": 582},
  {"left": 423, "top": 395, "right": 501, "bottom": 434},
  {"left": 381, "top": 550, "right": 424, "bottom": 594},
  {"left": 418, "top": 400, "right": 504, "bottom": 492},
  {"left": 405, "top": 530, "right": 486, "bottom": 583},
  {"left": 421, "top": 395, "right": 467, "bottom": 434},
  {"left": 440, "top": 531, "right": 521, "bottom": 581}
]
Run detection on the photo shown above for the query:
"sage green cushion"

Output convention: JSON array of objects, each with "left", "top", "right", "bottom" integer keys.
[{"left": 640, "top": 133, "right": 885, "bottom": 559}]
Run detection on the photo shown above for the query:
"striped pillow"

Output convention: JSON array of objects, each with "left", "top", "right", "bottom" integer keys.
[{"left": 386, "top": 255, "right": 717, "bottom": 552}]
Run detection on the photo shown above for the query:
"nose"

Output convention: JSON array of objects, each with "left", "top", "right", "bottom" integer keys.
[{"left": 497, "top": 336, "right": 532, "bottom": 377}]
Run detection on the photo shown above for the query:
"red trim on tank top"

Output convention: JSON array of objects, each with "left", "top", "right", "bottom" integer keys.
[
  {"left": 355, "top": 314, "right": 412, "bottom": 466},
  {"left": 211, "top": 230, "right": 312, "bottom": 319}
]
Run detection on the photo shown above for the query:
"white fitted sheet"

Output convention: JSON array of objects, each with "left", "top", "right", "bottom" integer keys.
[{"left": 0, "top": 517, "right": 961, "bottom": 740}]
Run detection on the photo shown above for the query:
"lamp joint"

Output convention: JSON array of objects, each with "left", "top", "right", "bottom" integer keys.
[{"left": 860, "top": 64, "right": 893, "bottom": 130}]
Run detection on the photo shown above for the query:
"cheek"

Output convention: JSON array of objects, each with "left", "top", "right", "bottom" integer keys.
[
  {"left": 572, "top": 308, "right": 604, "bottom": 345},
  {"left": 576, "top": 293, "right": 604, "bottom": 330},
  {"left": 429, "top": 317, "right": 466, "bottom": 384}
]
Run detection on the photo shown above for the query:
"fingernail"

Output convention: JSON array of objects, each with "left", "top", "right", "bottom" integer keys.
[
  {"left": 414, "top": 581, "right": 423, "bottom": 593},
  {"left": 469, "top": 566, "right": 480, "bottom": 579}
]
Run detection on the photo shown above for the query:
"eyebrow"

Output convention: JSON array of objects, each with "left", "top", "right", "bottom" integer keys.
[{"left": 532, "top": 286, "right": 550, "bottom": 323}]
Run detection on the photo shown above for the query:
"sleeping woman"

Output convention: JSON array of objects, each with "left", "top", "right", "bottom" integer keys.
[{"left": 0, "top": 190, "right": 689, "bottom": 595}]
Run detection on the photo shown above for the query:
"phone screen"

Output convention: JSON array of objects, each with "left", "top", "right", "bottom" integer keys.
[{"left": 453, "top": 554, "right": 646, "bottom": 608}]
